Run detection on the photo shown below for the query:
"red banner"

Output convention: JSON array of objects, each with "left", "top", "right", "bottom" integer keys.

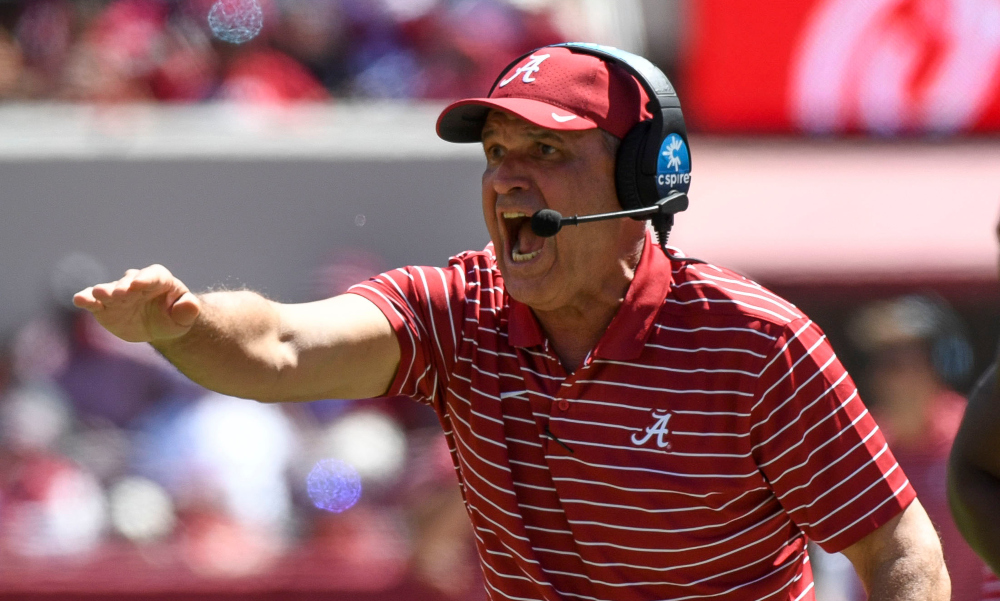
[{"left": 683, "top": 0, "right": 1000, "bottom": 134}]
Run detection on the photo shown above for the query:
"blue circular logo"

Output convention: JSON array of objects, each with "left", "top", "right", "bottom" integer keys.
[{"left": 655, "top": 133, "right": 691, "bottom": 197}]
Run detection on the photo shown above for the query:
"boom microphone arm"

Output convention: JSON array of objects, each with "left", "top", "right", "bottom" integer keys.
[
  {"left": 528, "top": 191, "right": 690, "bottom": 238},
  {"left": 528, "top": 191, "right": 704, "bottom": 264}
]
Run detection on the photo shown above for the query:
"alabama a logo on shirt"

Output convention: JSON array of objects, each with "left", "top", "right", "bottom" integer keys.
[
  {"left": 499, "top": 54, "right": 551, "bottom": 87},
  {"left": 631, "top": 409, "right": 673, "bottom": 449}
]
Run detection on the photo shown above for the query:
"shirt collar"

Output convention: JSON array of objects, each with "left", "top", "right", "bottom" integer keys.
[
  {"left": 508, "top": 297, "right": 544, "bottom": 348},
  {"left": 507, "top": 231, "right": 673, "bottom": 359}
]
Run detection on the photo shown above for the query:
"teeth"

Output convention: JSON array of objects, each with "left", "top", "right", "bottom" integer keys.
[
  {"left": 511, "top": 249, "right": 541, "bottom": 262},
  {"left": 503, "top": 211, "right": 538, "bottom": 263}
]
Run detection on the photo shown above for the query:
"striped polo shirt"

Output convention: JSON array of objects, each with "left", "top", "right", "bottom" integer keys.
[{"left": 348, "top": 232, "right": 914, "bottom": 601}]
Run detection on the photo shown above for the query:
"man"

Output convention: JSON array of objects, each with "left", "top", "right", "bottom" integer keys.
[
  {"left": 848, "top": 296, "right": 983, "bottom": 600},
  {"left": 74, "top": 45, "right": 948, "bottom": 600},
  {"left": 948, "top": 220, "right": 1000, "bottom": 578}
]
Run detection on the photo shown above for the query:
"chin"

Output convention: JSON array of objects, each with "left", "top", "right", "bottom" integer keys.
[{"left": 502, "top": 279, "right": 561, "bottom": 312}]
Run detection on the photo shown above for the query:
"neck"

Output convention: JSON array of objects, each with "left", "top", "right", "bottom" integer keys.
[
  {"left": 533, "top": 243, "right": 644, "bottom": 373},
  {"left": 534, "top": 299, "right": 622, "bottom": 374}
]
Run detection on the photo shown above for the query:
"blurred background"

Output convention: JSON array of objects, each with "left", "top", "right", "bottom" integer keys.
[{"left": 1, "top": 0, "right": 999, "bottom": 599}]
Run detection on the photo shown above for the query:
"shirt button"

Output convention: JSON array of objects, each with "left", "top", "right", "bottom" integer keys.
[{"left": 557, "top": 399, "right": 570, "bottom": 411}]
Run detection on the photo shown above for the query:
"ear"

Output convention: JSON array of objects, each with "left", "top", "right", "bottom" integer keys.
[{"left": 614, "top": 121, "right": 651, "bottom": 211}]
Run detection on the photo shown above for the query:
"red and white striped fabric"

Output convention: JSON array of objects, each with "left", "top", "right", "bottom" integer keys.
[
  {"left": 982, "top": 568, "right": 1000, "bottom": 601},
  {"left": 349, "top": 232, "right": 914, "bottom": 601}
]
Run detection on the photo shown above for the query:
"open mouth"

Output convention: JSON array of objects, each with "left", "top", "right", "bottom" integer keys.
[{"left": 502, "top": 211, "right": 544, "bottom": 263}]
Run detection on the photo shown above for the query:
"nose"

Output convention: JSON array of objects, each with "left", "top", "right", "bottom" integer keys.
[{"left": 488, "top": 153, "right": 532, "bottom": 197}]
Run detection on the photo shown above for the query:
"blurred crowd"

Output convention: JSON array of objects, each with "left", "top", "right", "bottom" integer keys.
[
  {"left": 0, "top": 252, "right": 484, "bottom": 598},
  {"left": 0, "top": 0, "right": 568, "bottom": 104}
]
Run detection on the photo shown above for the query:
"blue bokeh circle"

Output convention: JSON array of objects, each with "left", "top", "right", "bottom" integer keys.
[
  {"left": 306, "top": 458, "right": 362, "bottom": 513},
  {"left": 207, "top": 0, "right": 264, "bottom": 45}
]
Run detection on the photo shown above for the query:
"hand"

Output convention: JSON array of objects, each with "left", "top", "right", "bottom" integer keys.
[{"left": 73, "top": 264, "right": 202, "bottom": 343}]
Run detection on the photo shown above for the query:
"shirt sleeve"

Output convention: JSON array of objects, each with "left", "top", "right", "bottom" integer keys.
[
  {"left": 346, "top": 262, "right": 468, "bottom": 408},
  {"left": 749, "top": 317, "right": 916, "bottom": 553}
]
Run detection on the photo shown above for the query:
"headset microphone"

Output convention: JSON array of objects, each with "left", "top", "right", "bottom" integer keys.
[{"left": 528, "top": 210, "right": 563, "bottom": 238}]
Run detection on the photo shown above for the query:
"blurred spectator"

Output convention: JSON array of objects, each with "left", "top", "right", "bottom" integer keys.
[
  {"left": 13, "top": 252, "right": 203, "bottom": 428},
  {"left": 840, "top": 294, "right": 984, "bottom": 601},
  {"left": 132, "top": 391, "right": 295, "bottom": 575},
  {"left": 0, "top": 0, "right": 572, "bottom": 104},
  {"left": 0, "top": 27, "right": 26, "bottom": 98},
  {"left": 59, "top": 0, "right": 170, "bottom": 101},
  {"left": 217, "top": 47, "right": 328, "bottom": 103},
  {"left": 407, "top": 433, "right": 482, "bottom": 598},
  {"left": 15, "top": 0, "right": 74, "bottom": 88},
  {"left": 0, "top": 252, "right": 201, "bottom": 561},
  {"left": 0, "top": 382, "right": 108, "bottom": 557}
]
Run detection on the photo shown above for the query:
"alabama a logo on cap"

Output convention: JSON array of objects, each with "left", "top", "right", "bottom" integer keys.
[
  {"left": 656, "top": 133, "right": 691, "bottom": 196},
  {"left": 498, "top": 54, "right": 550, "bottom": 87}
]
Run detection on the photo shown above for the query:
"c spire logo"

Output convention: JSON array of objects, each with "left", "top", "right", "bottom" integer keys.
[
  {"left": 655, "top": 133, "right": 691, "bottom": 197},
  {"left": 498, "top": 54, "right": 551, "bottom": 87},
  {"left": 630, "top": 409, "right": 673, "bottom": 449}
]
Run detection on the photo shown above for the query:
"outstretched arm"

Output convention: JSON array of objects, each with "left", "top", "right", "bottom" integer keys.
[
  {"left": 840, "top": 500, "right": 950, "bottom": 601},
  {"left": 73, "top": 264, "right": 400, "bottom": 402}
]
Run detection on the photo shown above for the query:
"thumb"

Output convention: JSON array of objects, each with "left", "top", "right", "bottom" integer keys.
[{"left": 170, "top": 292, "right": 201, "bottom": 327}]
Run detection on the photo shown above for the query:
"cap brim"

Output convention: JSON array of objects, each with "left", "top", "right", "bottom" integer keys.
[{"left": 436, "top": 98, "right": 598, "bottom": 143}]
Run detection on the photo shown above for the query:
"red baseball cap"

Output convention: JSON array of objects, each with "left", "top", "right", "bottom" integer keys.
[{"left": 436, "top": 46, "right": 653, "bottom": 143}]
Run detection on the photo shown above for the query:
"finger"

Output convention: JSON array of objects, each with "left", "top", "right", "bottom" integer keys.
[
  {"left": 161, "top": 275, "right": 193, "bottom": 308},
  {"left": 134, "top": 264, "right": 173, "bottom": 285},
  {"left": 118, "top": 269, "right": 141, "bottom": 291},
  {"left": 130, "top": 265, "right": 176, "bottom": 295},
  {"left": 170, "top": 292, "right": 201, "bottom": 327},
  {"left": 91, "top": 282, "right": 117, "bottom": 302},
  {"left": 73, "top": 287, "right": 105, "bottom": 311},
  {"left": 110, "top": 272, "right": 140, "bottom": 299},
  {"left": 123, "top": 269, "right": 158, "bottom": 296}
]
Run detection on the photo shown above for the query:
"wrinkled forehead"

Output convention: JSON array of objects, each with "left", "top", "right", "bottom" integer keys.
[{"left": 481, "top": 109, "right": 571, "bottom": 142}]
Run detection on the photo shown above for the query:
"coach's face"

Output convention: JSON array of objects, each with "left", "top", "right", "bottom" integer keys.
[{"left": 481, "top": 110, "right": 645, "bottom": 313}]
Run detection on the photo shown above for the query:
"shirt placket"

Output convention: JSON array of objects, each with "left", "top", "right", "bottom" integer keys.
[{"left": 542, "top": 347, "right": 597, "bottom": 457}]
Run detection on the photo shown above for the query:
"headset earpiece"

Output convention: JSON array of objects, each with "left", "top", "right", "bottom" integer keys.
[{"left": 615, "top": 121, "right": 650, "bottom": 213}]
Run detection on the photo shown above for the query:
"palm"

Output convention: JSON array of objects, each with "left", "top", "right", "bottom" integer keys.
[
  {"left": 74, "top": 265, "right": 200, "bottom": 343},
  {"left": 95, "top": 292, "right": 185, "bottom": 342}
]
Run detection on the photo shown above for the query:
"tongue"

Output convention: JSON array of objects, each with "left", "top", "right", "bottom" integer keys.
[{"left": 515, "top": 220, "right": 544, "bottom": 254}]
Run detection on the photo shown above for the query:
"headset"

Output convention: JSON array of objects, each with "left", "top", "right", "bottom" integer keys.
[{"left": 489, "top": 43, "right": 696, "bottom": 258}]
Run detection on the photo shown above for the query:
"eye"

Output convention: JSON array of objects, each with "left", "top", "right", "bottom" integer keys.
[
  {"left": 485, "top": 144, "right": 505, "bottom": 161},
  {"left": 538, "top": 143, "right": 557, "bottom": 156}
]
